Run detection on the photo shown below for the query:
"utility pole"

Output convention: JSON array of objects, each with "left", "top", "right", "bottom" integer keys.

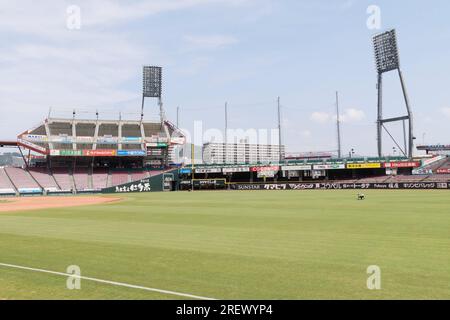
[
  {"left": 224, "top": 102, "right": 228, "bottom": 144},
  {"left": 277, "top": 97, "right": 283, "bottom": 162},
  {"left": 224, "top": 102, "right": 228, "bottom": 164},
  {"left": 336, "top": 91, "right": 342, "bottom": 158}
]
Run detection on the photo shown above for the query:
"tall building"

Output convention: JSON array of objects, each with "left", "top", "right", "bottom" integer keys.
[{"left": 202, "top": 142, "right": 285, "bottom": 165}]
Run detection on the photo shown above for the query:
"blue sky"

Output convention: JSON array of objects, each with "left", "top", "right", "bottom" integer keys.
[{"left": 1, "top": 0, "right": 449, "bottom": 156}]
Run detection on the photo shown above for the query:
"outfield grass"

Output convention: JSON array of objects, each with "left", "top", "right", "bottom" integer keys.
[{"left": 0, "top": 190, "right": 449, "bottom": 299}]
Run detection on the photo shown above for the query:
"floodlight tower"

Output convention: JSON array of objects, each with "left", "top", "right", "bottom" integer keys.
[
  {"left": 141, "top": 66, "right": 164, "bottom": 123},
  {"left": 373, "top": 29, "right": 414, "bottom": 158}
]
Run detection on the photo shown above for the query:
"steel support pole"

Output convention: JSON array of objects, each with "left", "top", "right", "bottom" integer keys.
[
  {"left": 377, "top": 73, "right": 383, "bottom": 157},
  {"left": 398, "top": 69, "right": 414, "bottom": 158}
]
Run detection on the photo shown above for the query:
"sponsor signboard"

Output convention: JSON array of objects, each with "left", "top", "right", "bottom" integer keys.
[
  {"left": 230, "top": 182, "right": 450, "bottom": 191},
  {"left": 179, "top": 168, "right": 192, "bottom": 174},
  {"left": 97, "top": 136, "right": 118, "bottom": 144},
  {"left": 383, "top": 161, "right": 420, "bottom": 168},
  {"left": 222, "top": 167, "right": 250, "bottom": 174},
  {"left": 412, "top": 168, "right": 433, "bottom": 175},
  {"left": 83, "top": 149, "right": 117, "bottom": 157},
  {"left": 117, "top": 150, "right": 146, "bottom": 156},
  {"left": 17, "top": 138, "right": 47, "bottom": 154},
  {"left": 60, "top": 150, "right": 83, "bottom": 156},
  {"left": 347, "top": 163, "right": 381, "bottom": 169},
  {"left": 24, "top": 134, "right": 47, "bottom": 142},
  {"left": 281, "top": 165, "right": 312, "bottom": 171},
  {"left": 250, "top": 166, "right": 280, "bottom": 172},
  {"left": 313, "top": 164, "right": 346, "bottom": 170},
  {"left": 147, "top": 149, "right": 163, "bottom": 156},
  {"left": 121, "top": 137, "right": 141, "bottom": 142},
  {"left": 146, "top": 142, "right": 168, "bottom": 148},
  {"left": 195, "top": 168, "right": 222, "bottom": 174},
  {"left": 76, "top": 136, "right": 94, "bottom": 143},
  {"left": 257, "top": 170, "right": 276, "bottom": 178},
  {"left": 112, "top": 179, "right": 152, "bottom": 193},
  {"left": 170, "top": 137, "right": 186, "bottom": 145},
  {"left": 18, "top": 187, "right": 42, "bottom": 194}
]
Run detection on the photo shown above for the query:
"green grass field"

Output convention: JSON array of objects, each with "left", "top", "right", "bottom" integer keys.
[{"left": 0, "top": 190, "right": 449, "bottom": 300}]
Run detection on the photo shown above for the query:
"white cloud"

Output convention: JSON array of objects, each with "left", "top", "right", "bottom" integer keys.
[
  {"left": 310, "top": 108, "right": 365, "bottom": 124},
  {"left": 0, "top": 0, "right": 257, "bottom": 139},
  {"left": 310, "top": 111, "right": 331, "bottom": 124},
  {"left": 0, "top": 0, "right": 254, "bottom": 37},
  {"left": 441, "top": 107, "right": 450, "bottom": 119},
  {"left": 340, "top": 108, "right": 365, "bottom": 123},
  {"left": 183, "top": 35, "right": 238, "bottom": 50},
  {"left": 300, "top": 129, "right": 312, "bottom": 138}
]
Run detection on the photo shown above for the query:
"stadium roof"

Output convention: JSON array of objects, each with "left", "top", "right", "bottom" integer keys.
[{"left": 0, "top": 141, "right": 18, "bottom": 147}]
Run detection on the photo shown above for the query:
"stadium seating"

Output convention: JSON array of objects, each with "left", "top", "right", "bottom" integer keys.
[
  {"left": 4, "top": 167, "right": 41, "bottom": 192},
  {"left": 423, "top": 174, "right": 450, "bottom": 182},
  {"left": 52, "top": 168, "right": 73, "bottom": 191},
  {"left": 130, "top": 170, "right": 149, "bottom": 182},
  {"left": 111, "top": 171, "right": 129, "bottom": 186},
  {"left": 92, "top": 168, "right": 109, "bottom": 190},
  {"left": 0, "top": 167, "right": 16, "bottom": 194},
  {"left": 29, "top": 167, "right": 60, "bottom": 191},
  {"left": 73, "top": 167, "right": 90, "bottom": 190}
]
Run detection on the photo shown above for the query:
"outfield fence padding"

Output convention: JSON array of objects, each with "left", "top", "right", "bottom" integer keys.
[{"left": 229, "top": 182, "right": 450, "bottom": 190}]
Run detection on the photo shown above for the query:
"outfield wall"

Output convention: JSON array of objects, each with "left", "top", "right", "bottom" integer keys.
[
  {"left": 101, "top": 169, "right": 179, "bottom": 193},
  {"left": 229, "top": 182, "right": 450, "bottom": 190}
]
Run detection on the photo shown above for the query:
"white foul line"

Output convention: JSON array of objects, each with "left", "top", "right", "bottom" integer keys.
[{"left": 0, "top": 262, "right": 216, "bottom": 300}]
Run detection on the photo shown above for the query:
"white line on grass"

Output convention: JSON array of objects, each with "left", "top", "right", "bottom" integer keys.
[{"left": 0, "top": 262, "right": 217, "bottom": 300}]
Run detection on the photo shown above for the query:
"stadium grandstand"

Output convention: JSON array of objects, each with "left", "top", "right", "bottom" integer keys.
[{"left": 0, "top": 115, "right": 185, "bottom": 195}]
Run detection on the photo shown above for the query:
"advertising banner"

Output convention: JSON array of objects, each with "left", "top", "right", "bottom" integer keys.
[
  {"left": 108, "top": 179, "right": 152, "bottom": 193},
  {"left": 195, "top": 168, "right": 222, "bottom": 174},
  {"left": 83, "top": 149, "right": 117, "bottom": 157},
  {"left": 250, "top": 166, "right": 280, "bottom": 172},
  {"left": 383, "top": 161, "right": 420, "bottom": 168},
  {"left": 24, "top": 134, "right": 47, "bottom": 142},
  {"left": 17, "top": 138, "right": 48, "bottom": 154},
  {"left": 60, "top": 150, "right": 83, "bottom": 156},
  {"left": 76, "top": 136, "right": 94, "bottom": 143},
  {"left": 179, "top": 168, "right": 192, "bottom": 174},
  {"left": 257, "top": 170, "right": 276, "bottom": 178},
  {"left": 437, "top": 168, "right": 450, "bottom": 174},
  {"left": 230, "top": 182, "right": 450, "bottom": 191},
  {"left": 347, "top": 163, "right": 381, "bottom": 169},
  {"left": 117, "top": 150, "right": 146, "bottom": 156},
  {"left": 412, "top": 168, "right": 433, "bottom": 175},
  {"left": 170, "top": 137, "right": 186, "bottom": 145},
  {"left": 313, "top": 164, "right": 346, "bottom": 170},
  {"left": 97, "top": 136, "right": 118, "bottom": 144},
  {"left": 281, "top": 165, "right": 312, "bottom": 171},
  {"left": 222, "top": 167, "right": 251, "bottom": 174},
  {"left": 147, "top": 149, "right": 163, "bottom": 156}
]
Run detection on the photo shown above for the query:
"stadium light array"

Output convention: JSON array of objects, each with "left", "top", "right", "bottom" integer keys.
[
  {"left": 143, "top": 66, "right": 162, "bottom": 98},
  {"left": 373, "top": 29, "right": 400, "bottom": 74}
]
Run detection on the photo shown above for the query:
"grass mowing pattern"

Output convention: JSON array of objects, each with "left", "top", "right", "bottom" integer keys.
[{"left": 0, "top": 190, "right": 449, "bottom": 299}]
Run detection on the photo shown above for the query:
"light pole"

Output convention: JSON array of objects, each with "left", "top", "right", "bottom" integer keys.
[{"left": 349, "top": 148, "right": 355, "bottom": 158}]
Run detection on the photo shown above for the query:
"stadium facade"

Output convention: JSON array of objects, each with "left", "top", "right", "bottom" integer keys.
[{"left": 202, "top": 142, "right": 285, "bottom": 165}]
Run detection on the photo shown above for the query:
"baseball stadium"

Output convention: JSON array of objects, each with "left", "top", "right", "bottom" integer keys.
[{"left": 1, "top": 26, "right": 450, "bottom": 301}]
